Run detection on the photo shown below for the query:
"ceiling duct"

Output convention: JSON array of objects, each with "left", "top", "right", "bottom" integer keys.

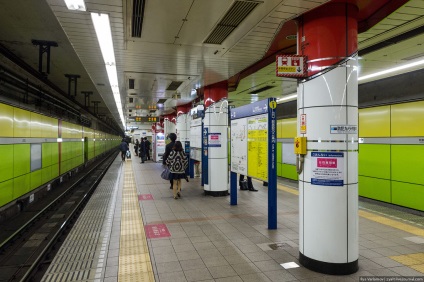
[
  {"left": 203, "top": 0, "right": 261, "bottom": 44},
  {"left": 166, "top": 81, "right": 183, "bottom": 91},
  {"left": 132, "top": 0, "right": 146, "bottom": 37},
  {"left": 248, "top": 85, "right": 275, "bottom": 94}
]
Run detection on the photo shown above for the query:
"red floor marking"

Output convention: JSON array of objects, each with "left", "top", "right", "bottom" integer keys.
[
  {"left": 138, "top": 194, "right": 153, "bottom": 201},
  {"left": 145, "top": 224, "right": 171, "bottom": 239}
]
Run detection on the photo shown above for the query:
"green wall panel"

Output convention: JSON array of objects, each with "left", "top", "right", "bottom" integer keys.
[
  {"left": 392, "top": 181, "right": 424, "bottom": 211},
  {"left": 51, "top": 164, "right": 59, "bottom": 178},
  {"left": 392, "top": 145, "right": 424, "bottom": 185},
  {"left": 30, "top": 170, "right": 42, "bottom": 189},
  {"left": 277, "top": 163, "right": 282, "bottom": 177},
  {"left": 358, "top": 144, "right": 391, "bottom": 179},
  {"left": 13, "top": 174, "right": 30, "bottom": 198},
  {"left": 0, "top": 179, "right": 14, "bottom": 207},
  {"left": 0, "top": 145, "right": 14, "bottom": 182},
  {"left": 51, "top": 143, "right": 58, "bottom": 164},
  {"left": 277, "top": 143, "right": 282, "bottom": 163},
  {"left": 42, "top": 167, "right": 52, "bottom": 184},
  {"left": 42, "top": 143, "right": 52, "bottom": 167},
  {"left": 281, "top": 164, "right": 298, "bottom": 180},
  {"left": 13, "top": 144, "right": 30, "bottom": 177},
  {"left": 359, "top": 176, "right": 391, "bottom": 202}
]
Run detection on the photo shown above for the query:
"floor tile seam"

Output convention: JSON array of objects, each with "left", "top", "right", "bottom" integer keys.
[
  {"left": 280, "top": 183, "right": 424, "bottom": 235},
  {"left": 118, "top": 161, "right": 155, "bottom": 282},
  {"left": 359, "top": 210, "right": 424, "bottom": 237}
]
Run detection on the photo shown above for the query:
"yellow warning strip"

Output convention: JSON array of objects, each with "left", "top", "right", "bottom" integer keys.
[
  {"left": 390, "top": 253, "right": 424, "bottom": 274},
  {"left": 118, "top": 161, "right": 155, "bottom": 282},
  {"left": 277, "top": 184, "right": 424, "bottom": 236}
]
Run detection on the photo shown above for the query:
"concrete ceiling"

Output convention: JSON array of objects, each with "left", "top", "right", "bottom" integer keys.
[{"left": 0, "top": 0, "right": 423, "bottom": 131}]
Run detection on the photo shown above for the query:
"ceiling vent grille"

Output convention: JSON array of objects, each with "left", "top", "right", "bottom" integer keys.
[
  {"left": 132, "top": 0, "right": 146, "bottom": 37},
  {"left": 248, "top": 85, "right": 275, "bottom": 94},
  {"left": 166, "top": 81, "right": 183, "bottom": 91},
  {"left": 203, "top": 0, "right": 260, "bottom": 44},
  {"left": 157, "top": 98, "right": 167, "bottom": 104}
]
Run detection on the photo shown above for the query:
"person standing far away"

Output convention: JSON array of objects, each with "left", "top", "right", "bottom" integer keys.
[
  {"left": 119, "top": 138, "right": 129, "bottom": 161},
  {"left": 166, "top": 141, "right": 188, "bottom": 199},
  {"left": 139, "top": 138, "right": 146, "bottom": 163},
  {"left": 162, "top": 133, "right": 177, "bottom": 190},
  {"left": 134, "top": 139, "right": 139, "bottom": 156},
  {"left": 144, "top": 137, "right": 151, "bottom": 160}
]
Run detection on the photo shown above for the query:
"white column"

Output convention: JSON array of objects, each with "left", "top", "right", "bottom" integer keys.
[
  {"left": 204, "top": 100, "right": 228, "bottom": 195},
  {"left": 164, "top": 119, "right": 176, "bottom": 137},
  {"left": 298, "top": 57, "right": 358, "bottom": 272},
  {"left": 176, "top": 114, "right": 191, "bottom": 142}
]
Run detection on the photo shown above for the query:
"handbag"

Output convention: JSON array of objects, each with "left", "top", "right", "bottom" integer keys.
[
  {"left": 161, "top": 167, "right": 171, "bottom": 180},
  {"left": 126, "top": 150, "right": 131, "bottom": 159}
]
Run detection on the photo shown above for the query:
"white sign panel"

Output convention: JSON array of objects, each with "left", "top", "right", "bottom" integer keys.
[
  {"left": 311, "top": 152, "right": 344, "bottom": 186},
  {"left": 208, "top": 133, "right": 221, "bottom": 147},
  {"left": 230, "top": 118, "right": 248, "bottom": 175},
  {"left": 330, "top": 125, "right": 357, "bottom": 134}
]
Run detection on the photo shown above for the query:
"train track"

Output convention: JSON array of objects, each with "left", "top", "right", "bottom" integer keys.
[{"left": 0, "top": 152, "right": 118, "bottom": 281}]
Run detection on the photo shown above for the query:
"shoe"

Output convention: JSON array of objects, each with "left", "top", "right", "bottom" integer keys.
[
  {"left": 170, "top": 186, "right": 173, "bottom": 189},
  {"left": 177, "top": 192, "right": 181, "bottom": 198},
  {"left": 249, "top": 188, "right": 258, "bottom": 192},
  {"left": 185, "top": 177, "right": 189, "bottom": 182},
  {"left": 174, "top": 197, "right": 178, "bottom": 199}
]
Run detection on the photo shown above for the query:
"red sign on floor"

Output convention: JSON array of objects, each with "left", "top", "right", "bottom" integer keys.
[
  {"left": 145, "top": 224, "right": 171, "bottom": 239},
  {"left": 138, "top": 194, "right": 153, "bottom": 201}
]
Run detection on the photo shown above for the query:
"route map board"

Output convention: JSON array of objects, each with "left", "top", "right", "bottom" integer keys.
[
  {"left": 230, "top": 118, "right": 247, "bottom": 174},
  {"left": 247, "top": 114, "right": 268, "bottom": 181},
  {"left": 229, "top": 98, "right": 277, "bottom": 229}
]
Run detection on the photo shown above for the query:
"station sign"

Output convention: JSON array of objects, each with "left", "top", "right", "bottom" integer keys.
[{"left": 276, "top": 55, "right": 307, "bottom": 77}]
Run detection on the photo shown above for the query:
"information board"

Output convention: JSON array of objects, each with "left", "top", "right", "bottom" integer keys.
[
  {"left": 230, "top": 118, "right": 247, "bottom": 174},
  {"left": 247, "top": 114, "right": 268, "bottom": 181}
]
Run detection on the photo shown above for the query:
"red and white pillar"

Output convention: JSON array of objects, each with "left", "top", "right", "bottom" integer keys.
[
  {"left": 297, "top": 1, "right": 359, "bottom": 274},
  {"left": 204, "top": 81, "right": 229, "bottom": 196}
]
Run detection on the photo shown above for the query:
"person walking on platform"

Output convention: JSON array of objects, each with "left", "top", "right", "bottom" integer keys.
[
  {"left": 239, "top": 174, "right": 258, "bottom": 191},
  {"left": 166, "top": 141, "right": 188, "bottom": 199},
  {"left": 139, "top": 138, "right": 147, "bottom": 163},
  {"left": 144, "top": 137, "right": 151, "bottom": 160},
  {"left": 162, "top": 133, "right": 177, "bottom": 190},
  {"left": 119, "top": 139, "right": 129, "bottom": 161},
  {"left": 134, "top": 139, "right": 139, "bottom": 156}
]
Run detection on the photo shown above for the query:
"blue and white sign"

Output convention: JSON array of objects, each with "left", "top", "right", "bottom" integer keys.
[
  {"left": 311, "top": 152, "right": 344, "bottom": 186},
  {"left": 230, "top": 100, "right": 268, "bottom": 120}
]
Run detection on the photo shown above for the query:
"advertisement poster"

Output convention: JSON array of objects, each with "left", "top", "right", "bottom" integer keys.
[{"left": 311, "top": 152, "right": 344, "bottom": 186}]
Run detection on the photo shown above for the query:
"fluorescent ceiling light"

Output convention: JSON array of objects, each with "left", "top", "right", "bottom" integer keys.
[
  {"left": 359, "top": 59, "right": 424, "bottom": 81},
  {"left": 64, "top": 0, "right": 86, "bottom": 11},
  {"left": 91, "top": 13, "right": 125, "bottom": 128},
  {"left": 276, "top": 93, "right": 297, "bottom": 104}
]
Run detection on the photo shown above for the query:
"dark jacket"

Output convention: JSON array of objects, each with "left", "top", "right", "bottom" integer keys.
[
  {"left": 119, "top": 141, "right": 129, "bottom": 152},
  {"left": 166, "top": 150, "right": 188, "bottom": 173},
  {"left": 162, "top": 141, "right": 175, "bottom": 165}
]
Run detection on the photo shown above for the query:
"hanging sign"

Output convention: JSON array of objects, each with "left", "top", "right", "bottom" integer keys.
[{"left": 276, "top": 55, "right": 307, "bottom": 77}]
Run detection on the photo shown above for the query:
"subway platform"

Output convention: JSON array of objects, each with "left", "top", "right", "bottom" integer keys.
[{"left": 42, "top": 151, "right": 424, "bottom": 282}]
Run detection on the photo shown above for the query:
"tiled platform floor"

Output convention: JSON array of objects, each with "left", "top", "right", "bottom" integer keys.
[{"left": 43, "top": 154, "right": 424, "bottom": 281}]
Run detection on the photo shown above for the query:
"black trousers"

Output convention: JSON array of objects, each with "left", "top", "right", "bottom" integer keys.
[{"left": 239, "top": 174, "right": 253, "bottom": 189}]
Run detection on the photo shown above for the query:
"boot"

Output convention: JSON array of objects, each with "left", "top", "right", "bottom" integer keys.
[{"left": 249, "top": 187, "right": 258, "bottom": 192}]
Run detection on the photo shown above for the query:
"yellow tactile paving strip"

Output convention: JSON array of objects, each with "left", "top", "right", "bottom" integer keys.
[
  {"left": 277, "top": 183, "right": 424, "bottom": 273},
  {"left": 118, "top": 161, "right": 155, "bottom": 282},
  {"left": 390, "top": 253, "right": 424, "bottom": 273}
]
